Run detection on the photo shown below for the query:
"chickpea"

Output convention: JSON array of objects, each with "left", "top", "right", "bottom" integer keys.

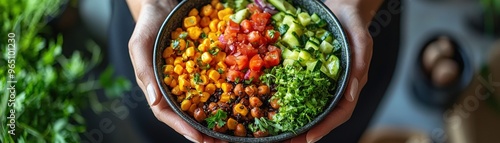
[
  {"left": 253, "top": 130, "right": 269, "bottom": 137},
  {"left": 234, "top": 84, "right": 244, "bottom": 96},
  {"left": 234, "top": 124, "right": 247, "bottom": 137},
  {"left": 249, "top": 97, "right": 263, "bottom": 107},
  {"left": 245, "top": 85, "right": 257, "bottom": 96},
  {"left": 208, "top": 102, "right": 218, "bottom": 113},
  {"left": 270, "top": 99, "right": 280, "bottom": 109},
  {"left": 268, "top": 111, "right": 276, "bottom": 120},
  {"left": 213, "top": 124, "right": 228, "bottom": 133},
  {"left": 250, "top": 107, "right": 263, "bottom": 118},
  {"left": 239, "top": 98, "right": 249, "bottom": 106},
  {"left": 257, "top": 85, "right": 270, "bottom": 96},
  {"left": 194, "top": 107, "right": 207, "bottom": 122}
]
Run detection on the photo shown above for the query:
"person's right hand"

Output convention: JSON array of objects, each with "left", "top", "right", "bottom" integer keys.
[{"left": 128, "top": 0, "right": 223, "bottom": 142}]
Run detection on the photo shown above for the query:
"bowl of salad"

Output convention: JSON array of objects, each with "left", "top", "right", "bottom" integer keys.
[{"left": 153, "top": 0, "right": 350, "bottom": 142}]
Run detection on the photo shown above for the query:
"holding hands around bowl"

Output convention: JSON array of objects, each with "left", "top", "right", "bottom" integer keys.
[{"left": 128, "top": 0, "right": 381, "bottom": 142}]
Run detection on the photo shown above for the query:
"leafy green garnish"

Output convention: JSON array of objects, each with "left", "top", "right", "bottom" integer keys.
[
  {"left": 194, "top": 73, "right": 202, "bottom": 84},
  {"left": 206, "top": 110, "right": 227, "bottom": 129},
  {"left": 261, "top": 65, "right": 332, "bottom": 132},
  {"left": 209, "top": 47, "right": 220, "bottom": 55},
  {"left": 248, "top": 117, "right": 281, "bottom": 135},
  {"left": 200, "top": 32, "right": 207, "bottom": 39},
  {"left": 172, "top": 39, "right": 181, "bottom": 49},
  {"left": 179, "top": 32, "right": 188, "bottom": 39},
  {"left": 217, "top": 68, "right": 224, "bottom": 74}
]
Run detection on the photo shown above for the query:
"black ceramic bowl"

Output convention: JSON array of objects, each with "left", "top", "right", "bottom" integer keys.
[{"left": 153, "top": 0, "right": 350, "bottom": 142}]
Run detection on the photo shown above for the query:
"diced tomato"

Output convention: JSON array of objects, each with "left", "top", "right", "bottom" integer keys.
[
  {"left": 249, "top": 55, "right": 264, "bottom": 71},
  {"left": 228, "top": 20, "right": 240, "bottom": 33},
  {"left": 247, "top": 31, "right": 262, "bottom": 43},
  {"left": 225, "top": 55, "right": 237, "bottom": 66},
  {"left": 237, "top": 34, "right": 247, "bottom": 43},
  {"left": 235, "top": 55, "right": 249, "bottom": 70},
  {"left": 251, "top": 13, "right": 271, "bottom": 30},
  {"left": 244, "top": 69, "right": 262, "bottom": 82},
  {"left": 267, "top": 45, "right": 280, "bottom": 53},
  {"left": 264, "top": 50, "right": 281, "bottom": 68},
  {"left": 238, "top": 43, "right": 258, "bottom": 58},
  {"left": 240, "top": 20, "right": 253, "bottom": 34},
  {"left": 257, "top": 45, "right": 268, "bottom": 54},
  {"left": 265, "top": 29, "right": 280, "bottom": 43},
  {"left": 227, "top": 69, "right": 244, "bottom": 82}
]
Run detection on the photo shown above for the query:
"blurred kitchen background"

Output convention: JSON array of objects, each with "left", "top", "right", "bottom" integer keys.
[{"left": 1, "top": 0, "right": 499, "bottom": 143}]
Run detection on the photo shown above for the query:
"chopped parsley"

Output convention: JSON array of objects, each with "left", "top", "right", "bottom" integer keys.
[
  {"left": 209, "top": 47, "right": 220, "bottom": 55},
  {"left": 193, "top": 73, "right": 202, "bottom": 84},
  {"left": 172, "top": 39, "right": 181, "bottom": 49},
  {"left": 200, "top": 32, "right": 207, "bottom": 39},
  {"left": 206, "top": 110, "right": 227, "bottom": 129},
  {"left": 267, "top": 30, "right": 276, "bottom": 39},
  {"left": 179, "top": 32, "right": 188, "bottom": 39},
  {"left": 217, "top": 68, "right": 224, "bottom": 74}
]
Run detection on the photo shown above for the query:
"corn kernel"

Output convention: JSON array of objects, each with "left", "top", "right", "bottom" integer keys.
[
  {"left": 221, "top": 82, "right": 233, "bottom": 93},
  {"left": 187, "top": 26, "right": 202, "bottom": 40},
  {"left": 174, "top": 65, "right": 184, "bottom": 75},
  {"left": 205, "top": 83, "right": 216, "bottom": 95},
  {"left": 200, "top": 75, "right": 209, "bottom": 85},
  {"left": 188, "top": 8, "right": 198, "bottom": 16},
  {"left": 201, "top": 52, "right": 213, "bottom": 63},
  {"left": 178, "top": 78, "right": 189, "bottom": 92},
  {"left": 174, "top": 57, "right": 183, "bottom": 65},
  {"left": 211, "top": 0, "right": 219, "bottom": 7},
  {"left": 220, "top": 93, "right": 231, "bottom": 102},
  {"left": 217, "top": 20, "right": 226, "bottom": 31},
  {"left": 215, "top": 3, "right": 224, "bottom": 10},
  {"left": 184, "top": 16, "right": 198, "bottom": 28},
  {"left": 208, "top": 70, "right": 220, "bottom": 81},
  {"left": 198, "top": 43, "right": 208, "bottom": 52},
  {"left": 202, "top": 27, "right": 210, "bottom": 35},
  {"left": 200, "top": 16, "right": 211, "bottom": 28},
  {"left": 181, "top": 100, "right": 192, "bottom": 111},
  {"left": 200, "top": 92, "right": 211, "bottom": 103},
  {"left": 210, "top": 9, "right": 219, "bottom": 19},
  {"left": 177, "top": 94, "right": 186, "bottom": 103},
  {"left": 218, "top": 8, "right": 233, "bottom": 20},
  {"left": 162, "top": 47, "right": 174, "bottom": 58},
  {"left": 166, "top": 57, "right": 175, "bottom": 65},
  {"left": 163, "top": 65, "right": 174, "bottom": 74},
  {"left": 233, "top": 103, "right": 248, "bottom": 116},
  {"left": 164, "top": 76, "right": 173, "bottom": 85},
  {"left": 209, "top": 19, "right": 219, "bottom": 32},
  {"left": 195, "top": 84, "right": 205, "bottom": 92},
  {"left": 201, "top": 5, "right": 214, "bottom": 17},
  {"left": 170, "top": 79, "right": 178, "bottom": 88}
]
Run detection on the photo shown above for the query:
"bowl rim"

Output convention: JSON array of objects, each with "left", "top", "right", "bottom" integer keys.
[{"left": 153, "top": 0, "right": 351, "bottom": 142}]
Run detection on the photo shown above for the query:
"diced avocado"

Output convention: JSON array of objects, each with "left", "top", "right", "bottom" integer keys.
[
  {"left": 230, "top": 8, "right": 250, "bottom": 23},
  {"left": 282, "top": 31, "right": 301, "bottom": 48},
  {"left": 306, "top": 60, "right": 322, "bottom": 71},
  {"left": 319, "top": 40, "right": 334, "bottom": 54},
  {"left": 272, "top": 12, "right": 286, "bottom": 22},
  {"left": 269, "top": 0, "right": 297, "bottom": 14},
  {"left": 298, "top": 12, "right": 312, "bottom": 26},
  {"left": 311, "top": 13, "right": 321, "bottom": 23},
  {"left": 321, "top": 55, "right": 340, "bottom": 80},
  {"left": 305, "top": 40, "right": 319, "bottom": 51}
]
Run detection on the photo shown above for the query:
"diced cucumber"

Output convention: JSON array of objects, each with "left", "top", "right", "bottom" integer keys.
[
  {"left": 317, "top": 19, "right": 327, "bottom": 28},
  {"left": 309, "top": 37, "right": 321, "bottom": 45},
  {"left": 282, "top": 15, "right": 296, "bottom": 27},
  {"left": 319, "top": 40, "right": 334, "bottom": 54},
  {"left": 287, "top": 22, "right": 304, "bottom": 36},
  {"left": 316, "top": 30, "right": 333, "bottom": 43},
  {"left": 305, "top": 31, "right": 315, "bottom": 37},
  {"left": 282, "top": 32, "right": 301, "bottom": 48},
  {"left": 298, "top": 50, "right": 313, "bottom": 65},
  {"left": 230, "top": 9, "right": 250, "bottom": 23},
  {"left": 283, "top": 59, "right": 296, "bottom": 66},
  {"left": 306, "top": 60, "right": 322, "bottom": 71},
  {"left": 311, "top": 13, "right": 321, "bottom": 23},
  {"left": 272, "top": 12, "right": 286, "bottom": 22},
  {"left": 298, "top": 12, "right": 312, "bottom": 26},
  {"left": 321, "top": 55, "right": 340, "bottom": 80},
  {"left": 305, "top": 40, "right": 319, "bottom": 51},
  {"left": 282, "top": 48, "right": 300, "bottom": 60},
  {"left": 332, "top": 39, "right": 341, "bottom": 52},
  {"left": 268, "top": 0, "right": 297, "bottom": 14}
]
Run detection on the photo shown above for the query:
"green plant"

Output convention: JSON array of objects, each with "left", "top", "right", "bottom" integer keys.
[{"left": 1, "top": 0, "right": 130, "bottom": 142}]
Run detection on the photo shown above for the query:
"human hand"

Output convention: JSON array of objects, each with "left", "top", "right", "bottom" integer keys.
[
  {"left": 286, "top": 0, "right": 380, "bottom": 142},
  {"left": 128, "top": 0, "right": 223, "bottom": 142}
]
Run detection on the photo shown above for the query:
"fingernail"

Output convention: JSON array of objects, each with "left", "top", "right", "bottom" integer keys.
[
  {"left": 307, "top": 137, "right": 322, "bottom": 143},
  {"left": 184, "top": 135, "right": 200, "bottom": 143},
  {"left": 147, "top": 84, "right": 157, "bottom": 105},
  {"left": 348, "top": 78, "right": 359, "bottom": 102}
]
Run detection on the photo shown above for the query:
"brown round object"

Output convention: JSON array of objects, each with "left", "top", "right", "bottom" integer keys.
[
  {"left": 234, "top": 124, "right": 247, "bottom": 137},
  {"left": 257, "top": 85, "right": 270, "bottom": 96},
  {"left": 234, "top": 84, "right": 244, "bottom": 96},
  {"left": 250, "top": 107, "right": 263, "bottom": 118},
  {"left": 253, "top": 130, "right": 270, "bottom": 137},
  {"left": 432, "top": 59, "right": 460, "bottom": 87},
  {"left": 267, "top": 111, "right": 276, "bottom": 120},
  {"left": 249, "top": 96, "right": 263, "bottom": 107},
  {"left": 270, "top": 99, "right": 280, "bottom": 109},
  {"left": 213, "top": 124, "right": 228, "bottom": 133},
  {"left": 193, "top": 108, "right": 207, "bottom": 122},
  {"left": 245, "top": 85, "right": 258, "bottom": 96},
  {"left": 435, "top": 36, "right": 454, "bottom": 57}
]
